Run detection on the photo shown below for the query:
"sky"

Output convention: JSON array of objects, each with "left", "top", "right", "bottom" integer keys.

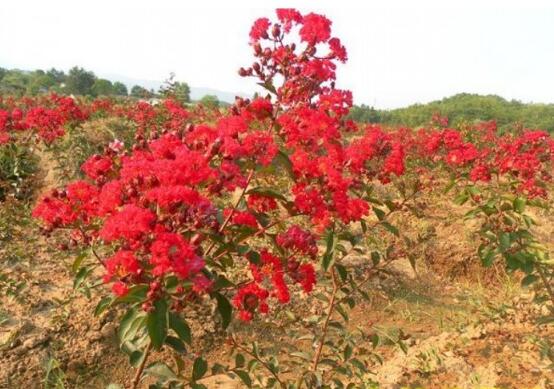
[{"left": 1, "top": 0, "right": 553, "bottom": 109}]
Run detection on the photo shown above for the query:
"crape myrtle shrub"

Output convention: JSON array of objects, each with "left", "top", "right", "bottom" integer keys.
[
  {"left": 0, "top": 94, "right": 87, "bottom": 198},
  {"left": 28, "top": 8, "right": 554, "bottom": 389}
]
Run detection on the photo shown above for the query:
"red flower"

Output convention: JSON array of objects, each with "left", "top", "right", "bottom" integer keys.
[
  {"left": 299, "top": 13, "right": 332, "bottom": 44},
  {"left": 276, "top": 8, "right": 302, "bottom": 32},
  {"left": 233, "top": 283, "right": 270, "bottom": 321},
  {"left": 112, "top": 281, "right": 129, "bottom": 297},
  {"left": 276, "top": 226, "right": 318, "bottom": 258},
  {"left": 149, "top": 232, "right": 204, "bottom": 279},
  {"left": 328, "top": 37, "right": 347, "bottom": 62},
  {"left": 82, "top": 154, "right": 113, "bottom": 180},
  {"left": 146, "top": 185, "right": 206, "bottom": 208},
  {"left": 225, "top": 209, "right": 258, "bottom": 229},
  {"left": 469, "top": 164, "right": 491, "bottom": 182},
  {"left": 105, "top": 250, "right": 140, "bottom": 281},
  {"left": 32, "top": 196, "right": 76, "bottom": 226},
  {"left": 248, "top": 98, "right": 273, "bottom": 119},
  {"left": 99, "top": 204, "right": 155, "bottom": 242},
  {"left": 250, "top": 18, "right": 271, "bottom": 42}
]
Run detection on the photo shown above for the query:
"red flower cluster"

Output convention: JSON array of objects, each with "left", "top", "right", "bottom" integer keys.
[
  {"left": 0, "top": 93, "right": 87, "bottom": 145},
  {"left": 276, "top": 226, "right": 318, "bottom": 258},
  {"left": 404, "top": 121, "right": 553, "bottom": 198}
]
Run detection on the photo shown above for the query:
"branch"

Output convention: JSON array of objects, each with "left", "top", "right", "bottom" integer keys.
[
  {"left": 130, "top": 341, "right": 152, "bottom": 389},
  {"left": 231, "top": 336, "right": 286, "bottom": 389},
  {"left": 311, "top": 269, "right": 339, "bottom": 372},
  {"left": 204, "top": 170, "right": 254, "bottom": 257},
  {"left": 537, "top": 264, "right": 554, "bottom": 309}
]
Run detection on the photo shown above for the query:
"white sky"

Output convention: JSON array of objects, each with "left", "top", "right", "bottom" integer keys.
[{"left": 1, "top": 0, "right": 553, "bottom": 109}]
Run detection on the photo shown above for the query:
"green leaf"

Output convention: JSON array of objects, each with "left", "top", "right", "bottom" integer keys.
[
  {"left": 72, "top": 251, "right": 88, "bottom": 273},
  {"left": 335, "top": 264, "right": 348, "bottom": 282},
  {"left": 118, "top": 308, "right": 140, "bottom": 343},
  {"left": 479, "top": 246, "right": 496, "bottom": 267},
  {"left": 169, "top": 313, "right": 192, "bottom": 344},
  {"left": 521, "top": 274, "right": 539, "bottom": 287},
  {"left": 343, "top": 344, "right": 353, "bottom": 361},
  {"left": 213, "top": 292, "right": 232, "bottom": 329},
  {"left": 273, "top": 150, "right": 294, "bottom": 178},
  {"left": 115, "top": 284, "right": 148, "bottom": 304},
  {"left": 129, "top": 350, "right": 144, "bottom": 367},
  {"left": 144, "top": 362, "right": 177, "bottom": 381},
  {"left": 499, "top": 232, "right": 511, "bottom": 252},
  {"left": 454, "top": 193, "right": 469, "bottom": 205},
  {"left": 321, "top": 229, "right": 336, "bottom": 272},
  {"left": 290, "top": 351, "right": 312, "bottom": 362},
  {"left": 246, "top": 187, "right": 286, "bottom": 202},
  {"left": 165, "top": 336, "right": 186, "bottom": 354},
  {"left": 233, "top": 370, "right": 252, "bottom": 387},
  {"left": 192, "top": 357, "right": 208, "bottom": 381},
  {"left": 257, "top": 80, "right": 277, "bottom": 94},
  {"left": 371, "top": 251, "right": 381, "bottom": 266},
  {"left": 246, "top": 251, "right": 261, "bottom": 265},
  {"left": 147, "top": 299, "right": 168, "bottom": 350},
  {"left": 373, "top": 206, "right": 386, "bottom": 221},
  {"left": 370, "top": 333, "right": 380, "bottom": 348},
  {"left": 513, "top": 197, "right": 526, "bottom": 213},
  {"left": 94, "top": 296, "right": 114, "bottom": 316},
  {"left": 235, "top": 353, "right": 245, "bottom": 368},
  {"left": 350, "top": 358, "right": 367, "bottom": 373},
  {"left": 73, "top": 266, "right": 92, "bottom": 290},
  {"left": 381, "top": 222, "right": 399, "bottom": 237},
  {"left": 397, "top": 340, "right": 408, "bottom": 355},
  {"left": 336, "top": 304, "right": 349, "bottom": 322}
]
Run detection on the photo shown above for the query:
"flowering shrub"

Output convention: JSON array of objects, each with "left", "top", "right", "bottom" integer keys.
[
  {"left": 418, "top": 121, "right": 554, "bottom": 305},
  {"left": 30, "top": 8, "right": 554, "bottom": 389},
  {"left": 0, "top": 93, "right": 88, "bottom": 145}
]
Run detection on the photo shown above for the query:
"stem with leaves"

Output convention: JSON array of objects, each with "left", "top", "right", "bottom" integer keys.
[
  {"left": 537, "top": 264, "right": 554, "bottom": 309},
  {"left": 230, "top": 336, "right": 286, "bottom": 389},
  {"left": 204, "top": 170, "right": 254, "bottom": 257},
  {"left": 131, "top": 341, "right": 152, "bottom": 389},
  {"left": 312, "top": 268, "right": 339, "bottom": 372}
]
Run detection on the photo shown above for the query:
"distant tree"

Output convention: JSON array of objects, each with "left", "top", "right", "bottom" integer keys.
[
  {"left": 130, "top": 85, "right": 151, "bottom": 98},
  {"left": 65, "top": 66, "right": 96, "bottom": 95},
  {"left": 91, "top": 78, "right": 114, "bottom": 96},
  {"left": 46, "top": 68, "right": 66, "bottom": 84},
  {"left": 26, "top": 71, "right": 55, "bottom": 95},
  {"left": 0, "top": 70, "right": 30, "bottom": 95},
  {"left": 199, "top": 94, "right": 219, "bottom": 108},
  {"left": 0, "top": 67, "right": 6, "bottom": 82},
  {"left": 159, "top": 72, "right": 190, "bottom": 103},
  {"left": 348, "top": 104, "right": 381, "bottom": 123},
  {"left": 112, "top": 81, "right": 128, "bottom": 96}
]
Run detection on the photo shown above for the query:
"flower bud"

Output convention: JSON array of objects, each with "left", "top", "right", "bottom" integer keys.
[{"left": 271, "top": 24, "right": 281, "bottom": 38}]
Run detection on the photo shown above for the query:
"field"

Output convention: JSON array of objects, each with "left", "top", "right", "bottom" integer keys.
[{"left": 1, "top": 9, "right": 554, "bottom": 389}]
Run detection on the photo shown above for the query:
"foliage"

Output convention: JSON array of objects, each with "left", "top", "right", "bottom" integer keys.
[
  {"left": 199, "top": 94, "right": 219, "bottom": 109},
  {"left": 65, "top": 66, "right": 96, "bottom": 96},
  {"left": 0, "top": 142, "right": 39, "bottom": 200},
  {"left": 349, "top": 93, "right": 554, "bottom": 133},
  {"left": 130, "top": 85, "right": 153, "bottom": 99},
  {"left": 0, "top": 66, "right": 130, "bottom": 98},
  {"left": 159, "top": 73, "right": 191, "bottom": 104}
]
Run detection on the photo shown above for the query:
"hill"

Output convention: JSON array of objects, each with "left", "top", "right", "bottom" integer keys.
[{"left": 349, "top": 93, "right": 554, "bottom": 132}]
